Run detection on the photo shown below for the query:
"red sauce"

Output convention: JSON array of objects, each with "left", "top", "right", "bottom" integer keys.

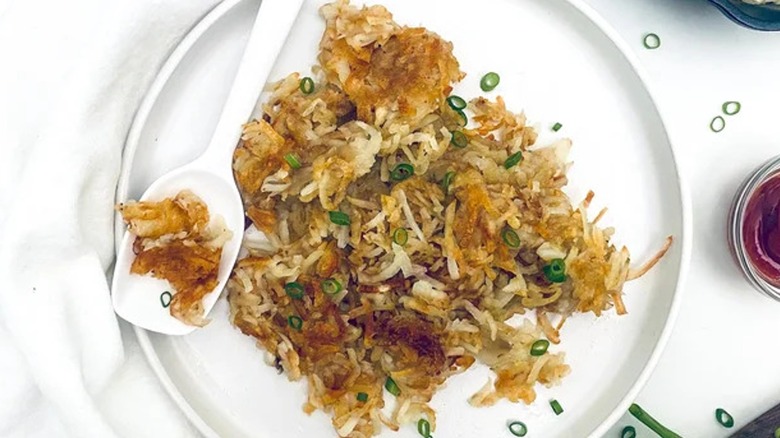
[{"left": 743, "top": 174, "right": 780, "bottom": 286}]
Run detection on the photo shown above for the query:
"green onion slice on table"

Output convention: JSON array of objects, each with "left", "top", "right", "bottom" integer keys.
[
  {"left": 643, "top": 33, "right": 661, "bottom": 50},
  {"left": 715, "top": 408, "right": 734, "bottom": 428},
  {"left": 722, "top": 101, "right": 741, "bottom": 116},
  {"left": 629, "top": 403, "right": 683, "bottom": 438},
  {"left": 710, "top": 116, "right": 725, "bottom": 133}
]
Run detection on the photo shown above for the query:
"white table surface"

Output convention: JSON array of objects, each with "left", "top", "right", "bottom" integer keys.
[{"left": 581, "top": 0, "right": 780, "bottom": 436}]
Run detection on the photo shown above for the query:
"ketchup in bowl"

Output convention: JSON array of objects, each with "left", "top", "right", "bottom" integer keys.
[{"left": 743, "top": 175, "right": 780, "bottom": 286}]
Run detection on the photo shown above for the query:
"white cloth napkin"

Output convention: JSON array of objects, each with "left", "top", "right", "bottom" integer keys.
[{"left": 0, "top": 0, "right": 221, "bottom": 436}]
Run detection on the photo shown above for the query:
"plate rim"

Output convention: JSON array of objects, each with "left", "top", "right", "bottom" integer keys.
[{"left": 116, "top": 0, "right": 693, "bottom": 436}]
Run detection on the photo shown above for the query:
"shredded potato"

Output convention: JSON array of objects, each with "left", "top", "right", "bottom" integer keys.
[{"left": 226, "top": 1, "right": 672, "bottom": 437}]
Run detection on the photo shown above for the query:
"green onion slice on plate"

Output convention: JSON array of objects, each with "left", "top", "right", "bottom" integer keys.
[
  {"left": 451, "top": 130, "right": 468, "bottom": 148},
  {"left": 530, "top": 339, "right": 550, "bottom": 356},
  {"left": 160, "top": 291, "right": 172, "bottom": 308},
  {"left": 385, "top": 376, "right": 400, "bottom": 396},
  {"left": 508, "top": 421, "right": 528, "bottom": 437},
  {"left": 390, "top": 163, "right": 415, "bottom": 182},
  {"left": 393, "top": 228, "right": 409, "bottom": 246},
  {"left": 446, "top": 95, "right": 467, "bottom": 110},
  {"left": 550, "top": 399, "right": 564, "bottom": 415},
  {"left": 621, "top": 426, "right": 636, "bottom": 438},
  {"left": 299, "top": 76, "right": 315, "bottom": 94},
  {"left": 284, "top": 153, "right": 302, "bottom": 169},
  {"left": 543, "top": 258, "right": 567, "bottom": 283},
  {"left": 504, "top": 151, "right": 523, "bottom": 169},
  {"left": 501, "top": 228, "right": 521, "bottom": 249},
  {"left": 284, "top": 282, "right": 305, "bottom": 299},
  {"left": 417, "top": 418, "right": 431, "bottom": 438},
  {"left": 321, "top": 278, "right": 342, "bottom": 295},
  {"left": 329, "top": 210, "right": 351, "bottom": 226},
  {"left": 480, "top": 72, "right": 500, "bottom": 91},
  {"left": 288, "top": 315, "right": 303, "bottom": 331}
]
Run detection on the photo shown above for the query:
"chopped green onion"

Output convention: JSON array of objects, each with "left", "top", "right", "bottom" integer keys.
[
  {"left": 621, "top": 426, "right": 636, "bottom": 438},
  {"left": 446, "top": 95, "right": 467, "bottom": 111},
  {"left": 329, "top": 210, "right": 351, "bottom": 226},
  {"left": 530, "top": 339, "right": 550, "bottom": 356},
  {"left": 390, "top": 163, "right": 415, "bottom": 182},
  {"left": 442, "top": 171, "right": 456, "bottom": 194},
  {"left": 284, "top": 282, "right": 305, "bottom": 299},
  {"left": 543, "top": 258, "right": 567, "bottom": 283},
  {"left": 722, "top": 101, "right": 741, "bottom": 116},
  {"left": 710, "top": 116, "right": 725, "bottom": 133},
  {"left": 393, "top": 228, "right": 409, "bottom": 246},
  {"left": 160, "top": 291, "right": 172, "bottom": 308},
  {"left": 385, "top": 376, "right": 401, "bottom": 396},
  {"left": 284, "top": 153, "right": 302, "bottom": 169},
  {"left": 629, "top": 403, "right": 683, "bottom": 438},
  {"left": 501, "top": 228, "right": 521, "bottom": 249},
  {"left": 715, "top": 408, "right": 734, "bottom": 428},
  {"left": 288, "top": 315, "right": 303, "bottom": 331},
  {"left": 480, "top": 72, "right": 500, "bottom": 92},
  {"left": 299, "top": 77, "right": 315, "bottom": 94},
  {"left": 643, "top": 33, "right": 661, "bottom": 50},
  {"left": 451, "top": 130, "right": 468, "bottom": 148},
  {"left": 504, "top": 151, "right": 523, "bottom": 169},
  {"left": 508, "top": 421, "right": 528, "bottom": 437},
  {"left": 356, "top": 392, "right": 368, "bottom": 402},
  {"left": 552, "top": 122, "right": 563, "bottom": 132},
  {"left": 417, "top": 418, "right": 431, "bottom": 438},
  {"left": 321, "top": 278, "right": 342, "bottom": 295},
  {"left": 549, "top": 399, "right": 563, "bottom": 415},
  {"left": 775, "top": 427, "right": 780, "bottom": 438},
  {"left": 455, "top": 109, "right": 468, "bottom": 127}
]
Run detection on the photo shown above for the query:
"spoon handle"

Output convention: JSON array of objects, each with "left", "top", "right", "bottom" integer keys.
[
  {"left": 730, "top": 402, "right": 780, "bottom": 437},
  {"left": 197, "top": 0, "right": 305, "bottom": 170}
]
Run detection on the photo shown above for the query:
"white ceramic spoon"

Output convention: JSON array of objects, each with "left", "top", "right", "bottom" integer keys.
[{"left": 112, "top": 0, "right": 305, "bottom": 335}]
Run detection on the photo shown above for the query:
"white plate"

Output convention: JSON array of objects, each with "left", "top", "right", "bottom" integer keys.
[{"left": 114, "top": 0, "right": 691, "bottom": 436}]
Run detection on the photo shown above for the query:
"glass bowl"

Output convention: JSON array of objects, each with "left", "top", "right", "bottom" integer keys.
[{"left": 728, "top": 155, "right": 780, "bottom": 300}]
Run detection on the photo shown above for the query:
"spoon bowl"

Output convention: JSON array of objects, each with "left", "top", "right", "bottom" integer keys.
[
  {"left": 111, "top": 0, "right": 305, "bottom": 335},
  {"left": 112, "top": 164, "right": 244, "bottom": 335}
]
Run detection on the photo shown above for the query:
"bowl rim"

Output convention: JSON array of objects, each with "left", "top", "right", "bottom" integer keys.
[{"left": 709, "top": 0, "right": 780, "bottom": 31}]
